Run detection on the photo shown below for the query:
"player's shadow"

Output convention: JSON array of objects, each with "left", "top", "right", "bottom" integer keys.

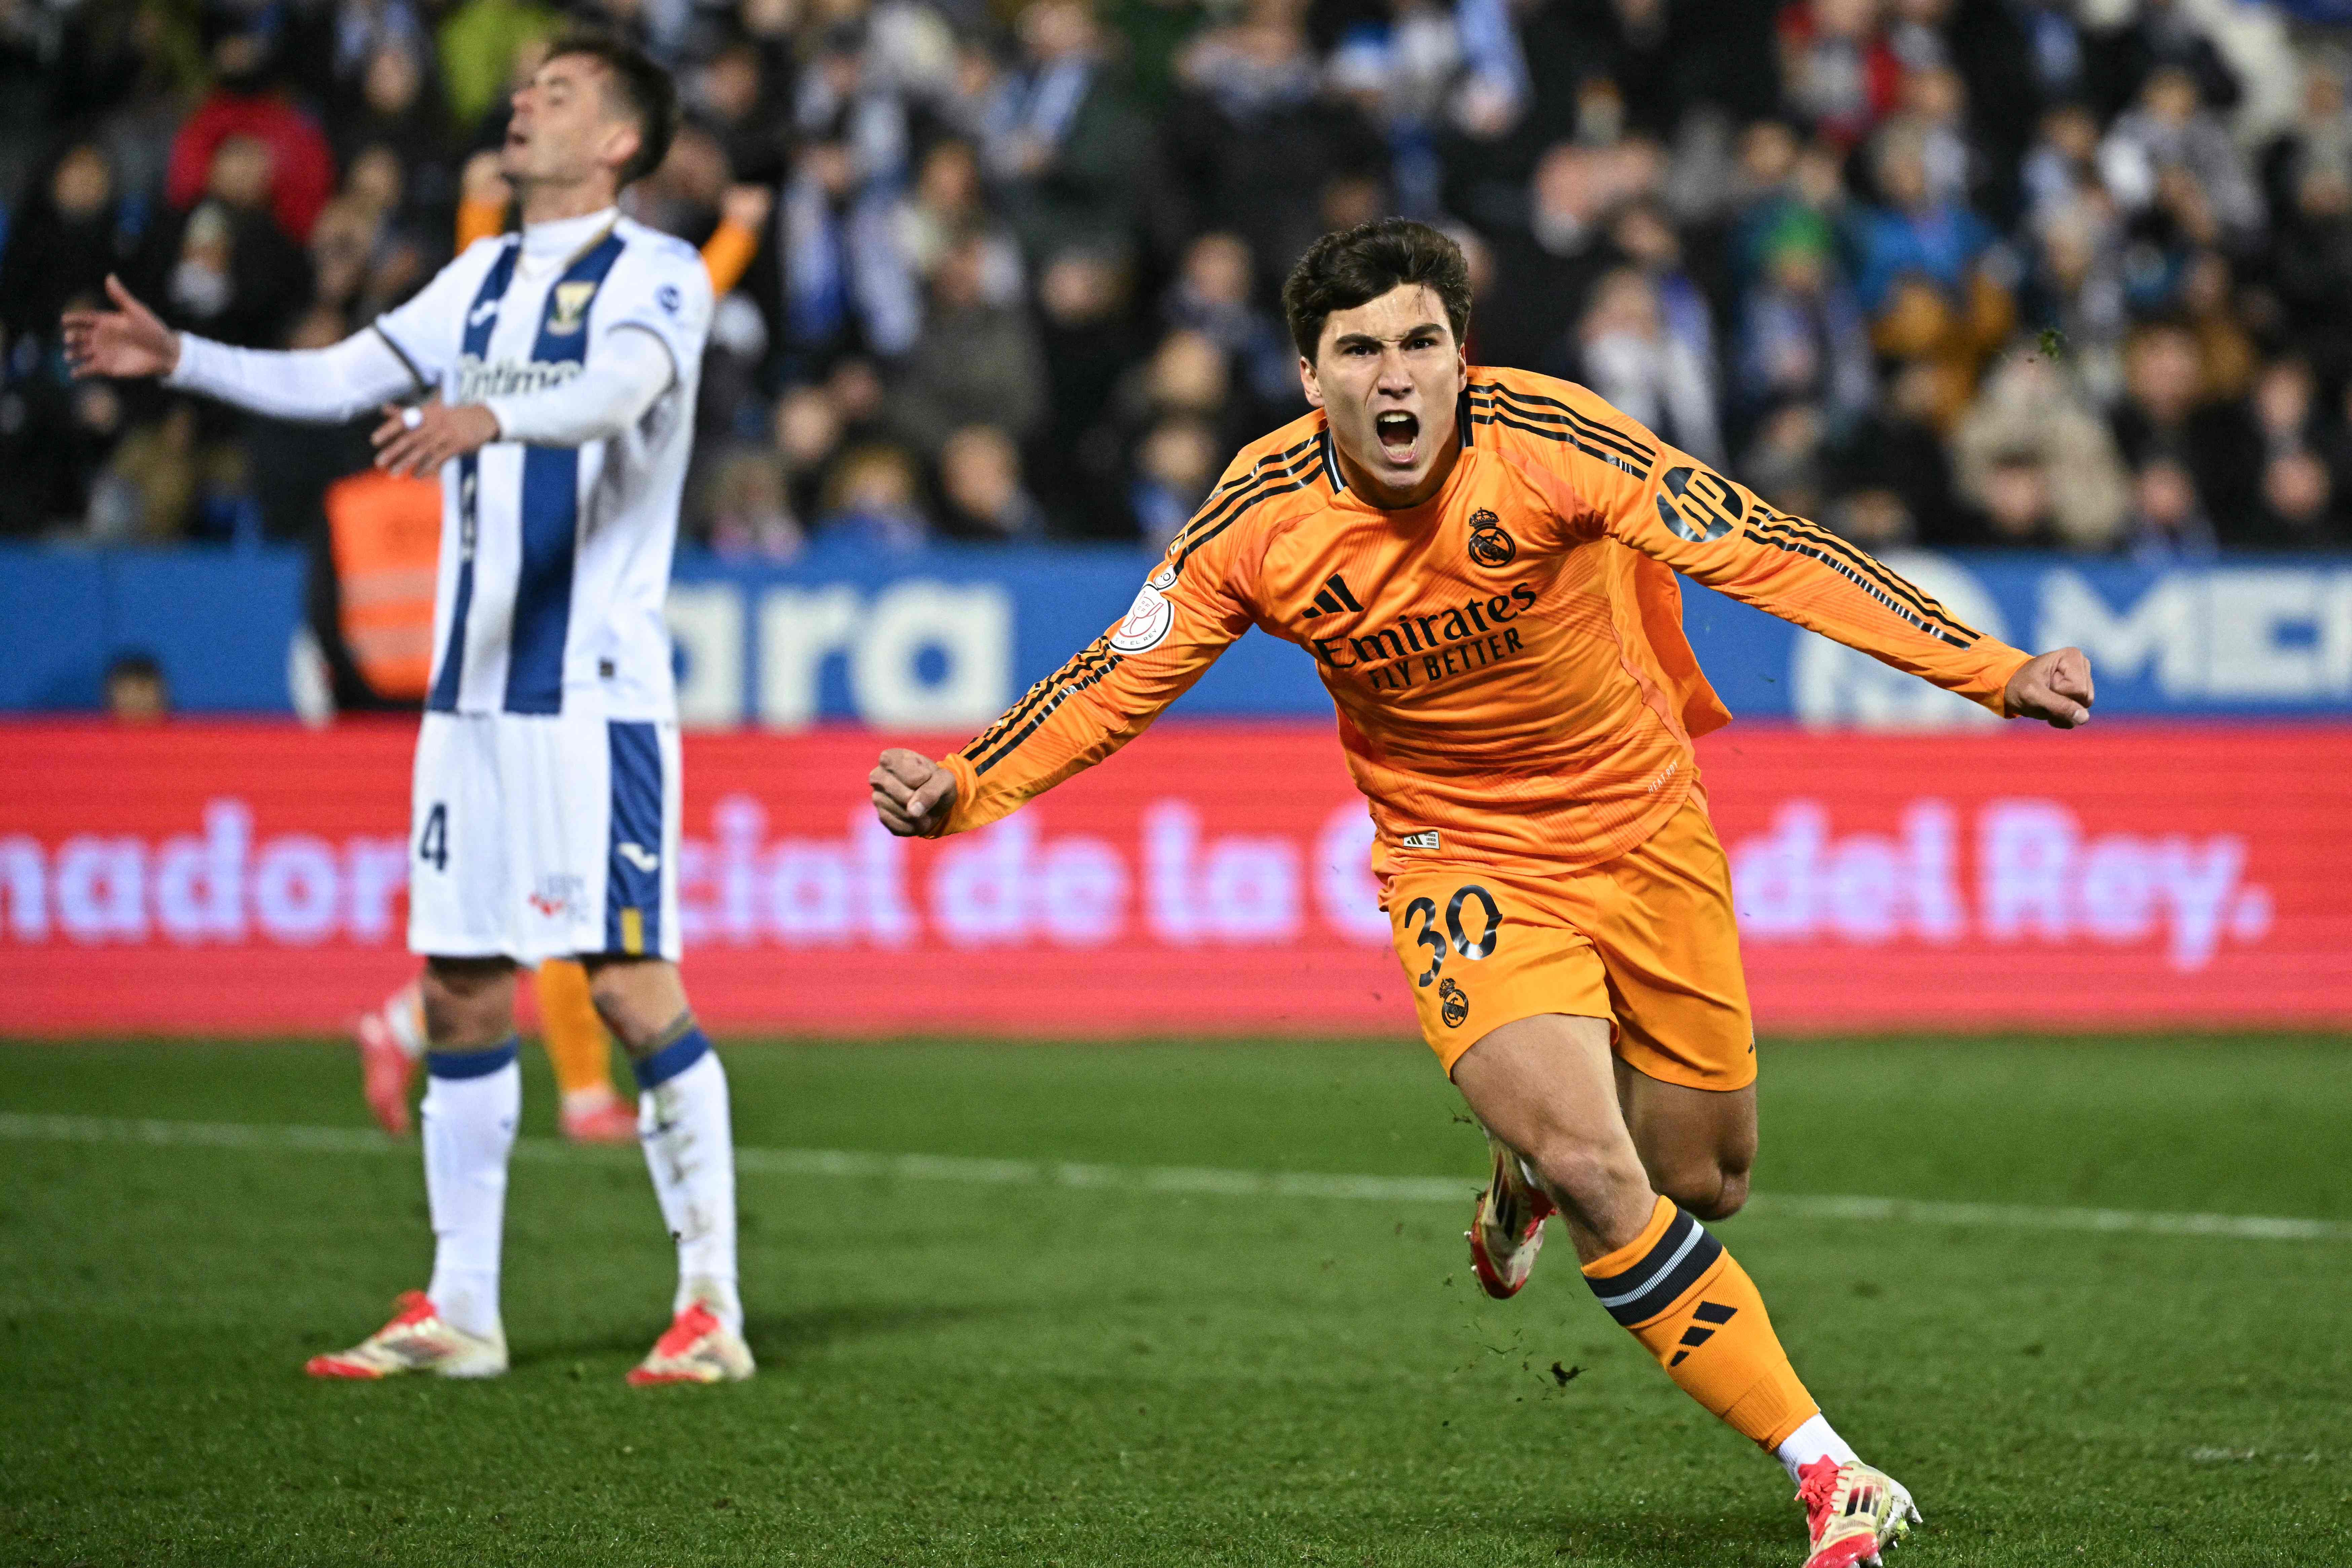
[
  {"left": 508, "top": 1301, "right": 1009, "bottom": 1370},
  {"left": 1543, "top": 1503, "right": 1797, "bottom": 1566}
]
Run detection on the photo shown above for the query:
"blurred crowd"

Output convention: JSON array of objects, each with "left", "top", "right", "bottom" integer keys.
[{"left": 9, "top": 0, "right": 2352, "bottom": 562}]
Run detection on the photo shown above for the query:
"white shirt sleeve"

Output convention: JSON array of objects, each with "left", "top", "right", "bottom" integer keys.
[
  {"left": 163, "top": 329, "right": 420, "bottom": 423},
  {"left": 479, "top": 325, "right": 674, "bottom": 447},
  {"left": 371, "top": 239, "right": 502, "bottom": 388},
  {"left": 594, "top": 239, "right": 713, "bottom": 387}
]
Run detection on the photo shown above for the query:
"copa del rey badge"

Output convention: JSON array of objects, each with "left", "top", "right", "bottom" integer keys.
[{"left": 1111, "top": 561, "right": 1178, "bottom": 652}]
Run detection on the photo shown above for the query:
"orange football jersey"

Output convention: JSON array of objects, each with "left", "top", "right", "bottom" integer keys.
[{"left": 937, "top": 366, "right": 2031, "bottom": 880}]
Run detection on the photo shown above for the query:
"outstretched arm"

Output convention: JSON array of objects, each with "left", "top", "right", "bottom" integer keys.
[
  {"left": 64, "top": 274, "right": 418, "bottom": 422},
  {"left": 1531, "top": 415, "right": 2092, "bottom": 726},
  {"left": 869, "top": 502, "right": 1260, "bottom": 838}
]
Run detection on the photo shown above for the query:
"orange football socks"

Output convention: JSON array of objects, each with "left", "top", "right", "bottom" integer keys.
[
  {"left": 531, "top": 960, "right": 615, "bottom": 1103},
  {"left": 1581, "top": 1195, "right": 1818, "bottom": 1450}
]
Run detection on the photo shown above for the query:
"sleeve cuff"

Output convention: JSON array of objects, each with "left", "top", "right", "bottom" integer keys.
[
  {"left": 1981, "top": 643, "right": 2035, "bottom": 717},
  {"left": 479, "top": 395, "right": 518, "bottom": 443},
  {"left": 162, "top": 333, "right": 217, "bottom": 391},
  {"left": 937, "top": 752, "right": 981, "bottom": 836}
]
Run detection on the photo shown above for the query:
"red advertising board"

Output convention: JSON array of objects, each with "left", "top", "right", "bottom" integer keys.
[{"left": 0, "top": 720, "right": 2345, "bottom": 1036}]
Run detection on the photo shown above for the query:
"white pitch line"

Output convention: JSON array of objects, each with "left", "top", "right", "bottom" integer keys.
[{"left": 5, "top": 1112, "right": 2349, "bottom": 1243}]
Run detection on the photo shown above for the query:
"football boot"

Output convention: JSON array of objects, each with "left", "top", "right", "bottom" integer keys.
[
  {"left": 627, "top": 1301, "right": 755, "bottom": 1386},
  {"left": 559, "top": 1084, "right": 642, "bottom": 1145},
  {"left": 1796, "top": 1457, "right": 1920, "bottom": 1568},
  {"left": 305, "top": 1291, "right": 507, "bottom": 1380},
  {"left": 354, "top": 1001, "right": 419, "bottom": 1136},
  {"left": 1466, "top": 1129, "right": 1555, "bottom": 1299}
]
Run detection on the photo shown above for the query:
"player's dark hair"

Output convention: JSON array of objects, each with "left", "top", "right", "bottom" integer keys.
[
  {"left": 1282, "top": 219, "right": 1472, "bottom": 363},
  {"left": 544, "top": 32, "right": 680, "bottom": 188},
  {"left": 105, "top": 650, "right": 163, "bottom": 684}
]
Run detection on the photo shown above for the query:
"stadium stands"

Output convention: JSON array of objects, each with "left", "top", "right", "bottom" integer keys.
[{"left": 7, "top": 0, "right": 2352, "bottom": 568}]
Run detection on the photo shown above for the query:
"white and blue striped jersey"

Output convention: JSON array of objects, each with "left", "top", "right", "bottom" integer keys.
[{"left": 373, "top": 210, "right": 712, "bottom": 722}]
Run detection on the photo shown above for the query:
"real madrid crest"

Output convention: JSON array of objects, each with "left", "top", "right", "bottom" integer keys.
[
  {"left": 548, "top": 282, "right": 596, "bottom": 335},
  {"left": 1466, "top": 509, "right": 1517, "bottom": 567}
]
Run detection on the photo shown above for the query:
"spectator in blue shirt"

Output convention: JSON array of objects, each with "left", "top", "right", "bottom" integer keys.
[{"left": 1850, "top": 117, "right": 1994, "bottom": 314}]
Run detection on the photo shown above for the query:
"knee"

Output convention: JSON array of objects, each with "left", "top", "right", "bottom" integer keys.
[
  {"left": 586, "top": 972, "right": 651, "bottom": 1049},
  {"left": 419, "top": 958, "right": 514, "bottom": 1047},
  {"left": 1522, "top": 1131, "right": 1652, "bottom": 1222},
  {"left": 1654, "top": 1160, "right": 1750, "bottom": 1222},
  {"left": 583, "top": 959, "right": 686, "bottom": 1053}
]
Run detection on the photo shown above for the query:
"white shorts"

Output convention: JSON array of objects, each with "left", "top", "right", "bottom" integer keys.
[{"left": 406, "top": 711, "right": 682, "bottom": 964}]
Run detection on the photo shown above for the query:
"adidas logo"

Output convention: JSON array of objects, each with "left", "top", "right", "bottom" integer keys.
[
  {"left": 1298, "top": 572, "right": 1365, "bottom": 620},
  {"left": 1667, "top": 1300, "right": 1738, "bottom": 1367}
]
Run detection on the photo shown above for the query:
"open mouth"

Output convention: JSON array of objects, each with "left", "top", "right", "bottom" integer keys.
[{"left": 1374, "top": 410, "right": 1419, "bottom": 463}]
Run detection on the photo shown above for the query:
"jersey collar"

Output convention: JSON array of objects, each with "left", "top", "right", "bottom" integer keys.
[
  {"left": 1320, "top": 386, "right": 1478, "bottom": 515},
  {"left": 517, "top": 207, "right": 621, "bottom": 270}
]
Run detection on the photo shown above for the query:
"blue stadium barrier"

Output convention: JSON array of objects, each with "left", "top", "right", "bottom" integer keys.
[
  {"left": 3, "top": 541, "right": 2346, "bottom": 723},
  {"left": 0, "top": 546, "right": 305, "bottom": 713}
]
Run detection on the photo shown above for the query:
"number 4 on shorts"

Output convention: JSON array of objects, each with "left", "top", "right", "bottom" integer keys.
[{"left": 417, "top": 802, "right": 449, "bottom": 872}]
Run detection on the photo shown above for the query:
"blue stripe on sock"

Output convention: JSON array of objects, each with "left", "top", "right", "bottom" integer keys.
[
  {"left": 631, "top": 1027, "right": 710, "bottom": 1090},
  {"left": 426, "top": 1037, "right": 520, "bottom": 1079}
]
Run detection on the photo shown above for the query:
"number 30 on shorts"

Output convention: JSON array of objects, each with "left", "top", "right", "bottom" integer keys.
[{"left": 1402, "top": 884, "right": 1502, "bottom": 987}]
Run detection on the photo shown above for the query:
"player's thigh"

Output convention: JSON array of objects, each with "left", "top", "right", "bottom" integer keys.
[
  {"left": 1583, "top": 797, "right": 1757, "bottom": 1098},
  {"left": 407, "top": 713, "right": 514, "bottom": 959},
  {"left": 1451, "top": 1013, "right": 1655, "bottom": 1254},
  {"left": 1385, "top": 868, "right": 1609, "bottom": 1078}
]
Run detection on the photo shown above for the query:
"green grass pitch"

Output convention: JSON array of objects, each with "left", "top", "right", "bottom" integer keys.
[{"left": 3, "top": 1035, "right": 2349, "bottom": 1566}]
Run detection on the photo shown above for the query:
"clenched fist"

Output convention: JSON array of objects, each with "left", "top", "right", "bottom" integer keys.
[
  {"left": 2002, "top": 646, "right": 2095, "bottom": 728},
  {"left": 870, "top": 748, "right": 959, "bottom": 837}
]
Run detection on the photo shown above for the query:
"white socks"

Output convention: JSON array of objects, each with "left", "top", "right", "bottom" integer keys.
[
  {"left": 414, "top": 1025, "right": 741, "bottom": 1346},
  {"left": 1776, "top": 1412, "right": 1860, "bottom": 1486},
  {"left": 633, "top": 1031, "right": 742, "bottom": 1337},
  {"left": 421, "top": 1041, "right": 520, "bottom": 1341}
]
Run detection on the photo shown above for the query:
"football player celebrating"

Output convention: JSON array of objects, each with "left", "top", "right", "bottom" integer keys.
[
  {"left": 67, "top": 35, "right": 751, "bottom": 1386},
  {"left": 871, "top": 221, "right": 2094, "bottom": 1567}
]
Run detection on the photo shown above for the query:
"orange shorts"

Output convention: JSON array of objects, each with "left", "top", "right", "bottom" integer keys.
[{"left": 1382, "top": 794, "right": 1755, "bottom": 1091}]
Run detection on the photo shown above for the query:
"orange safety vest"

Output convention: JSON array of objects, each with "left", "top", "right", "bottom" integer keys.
[
  {"left": 457, "top": 198, "right": 759, "bottom": 294},
  {"left": 326, "top": 470, "right": 442, "bottom": 701}
]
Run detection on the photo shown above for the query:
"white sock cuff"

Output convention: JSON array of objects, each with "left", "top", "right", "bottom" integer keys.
[{"left": 1776, "top": 1413, "right": 1860, "bottom": 1486}]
